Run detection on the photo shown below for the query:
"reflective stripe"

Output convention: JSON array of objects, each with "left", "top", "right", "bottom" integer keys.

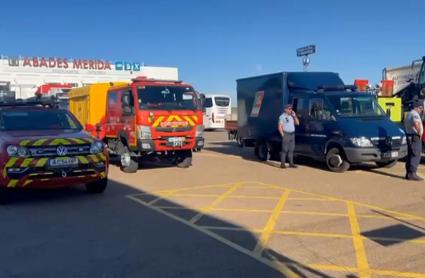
[
  {"left": 49, "top": 138, "right": 71, "bottom": 145},
  {"left": 20, "top": 139, "right": 31, "bottom": 146},
  {"left": 89, "top": 155, "right": 99, "bottom": 163},
  {"left": 3, "top": 157, "right": 18, "bottom": 177},
  {"left": 77, "top": 156, "right": 89, "bottom": 164},
  {"left": 36, "top": 158, "right": 48, "bottom": 167},
  {"left": 100, "top": 172, "right": 107, "bottom": 179},
  {"left": 97, "top": 153, "right": 106, "bottom": 161},
  {"left": 183, "top": 116, "right": 195, "bottom": 126},
  {"left": 7, "top": 179, "right": 18, "bottom": 188},
  {"left": 21, "top": 158, "right": 34, "bottom": 167},
  {"left": 152, "top": 116, "right": 165, "bottom": 127},
  {"left": 192, "top": 115, "right": 198, "bottom": 122},
  {"left": 23, "top": 180, "right": 32, "bottom": 187},
  {"left": 34, "top": 139, "right": 48, "bottom": 146}
]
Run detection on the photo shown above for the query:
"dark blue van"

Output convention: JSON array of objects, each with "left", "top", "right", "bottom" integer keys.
[{"left": 236, "top": 72, "right": 408, "bottom": 172}]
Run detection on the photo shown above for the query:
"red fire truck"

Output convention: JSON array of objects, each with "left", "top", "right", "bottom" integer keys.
[{"left": 69, "top": 77, "right": 204, "bottom": 173}]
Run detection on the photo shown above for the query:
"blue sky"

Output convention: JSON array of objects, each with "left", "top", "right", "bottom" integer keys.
[{"left": 1, "top": 0, "right": 424, "bottom": 101}]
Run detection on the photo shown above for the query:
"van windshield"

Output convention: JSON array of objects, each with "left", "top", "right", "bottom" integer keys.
[
  {"left": 214, "top": 97, "right": 230, "bottom": 107},
  {"left": 137, "top": 86, "right": 198, "bottom": 110},
  {"left": 326, "top": 94, "right": 385, "bottom": 117}
]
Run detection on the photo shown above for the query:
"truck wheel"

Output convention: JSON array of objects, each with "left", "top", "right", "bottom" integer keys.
[
  {"left": 375, "top": 160, "right": 397, "bottom": 168},
  {"left": 255, "top": 141, "right": 270, "bottom": 161},
  {"left": 326, "top": 148, "right": 350, "bottom": 173},
  {"left": 176, "top": 150, "right": 192, "bottom": 168},
  {"left": 86, "top": 178, "right": 108, "bottom": 194},
  {"left": 117, "top": 142, "right": 138, "bottom": 173}
]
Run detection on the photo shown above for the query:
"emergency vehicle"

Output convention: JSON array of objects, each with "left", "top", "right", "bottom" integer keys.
[
  {"left": 0, "top": 99, "right": 109, "bottom": 204},
  {"left": 69, "top": 77, "right": 204, "bottom": 173},
  {"left": 35, "top": 83, "right": 74, "bottom": 110}
]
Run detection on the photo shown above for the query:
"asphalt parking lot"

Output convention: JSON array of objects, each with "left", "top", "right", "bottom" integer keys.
[{"left": 1, "top": 131, "right": 425, "bottom": 278}]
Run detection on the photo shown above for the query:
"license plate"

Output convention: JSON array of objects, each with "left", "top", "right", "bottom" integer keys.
[
  {"left": 167, "top": 137, "right": 185, "bottom": 147},
  {"left": 49, "top": 157, "right": 79, "bottom": 167},
  {"left": 382, "top": 151, "right": 398, "bottom": 159}
]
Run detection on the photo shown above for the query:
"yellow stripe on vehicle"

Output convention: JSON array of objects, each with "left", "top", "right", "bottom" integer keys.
[
  {"left": 3, "top": 157, "right": 18, "bottom": 177},
  {"left": 20, "top": 139, "right": 32, "bottom": 146},
  {"left": 36, "top": 158, "right": 48, "bottom": 167},
  {"left": 89, "top": 155, "right": 99, "bottom": 163},
  {"left": 77, "top": 156, "right": 89, "bottom": 164},
  {"left": 100, "top": 172, "right": 106, "bottom": 179},
  {"left": 23, "top": 180, "right": 32, "bottom": 187},
  {"left": 192, "top": 115, "right": 198, "bottom": 122},
  {"left": 21, "top": 158, "right": 34, "bottom": 167},
  {"left": 97, "top": 153, "right": 106, "bottom": 161},
  {"left": 70, "top": 138, "right": 86, "bottom": 144},
  {"left": 34, "top": 139, "right": 48, "bottom": 146},
  {"left": 152, "top": 116, "right": 165, "bottom": 127},
  {"left": 49, "top": 138, "right": 71, "bottom": 146},
  {"left": 183, "top": 116, "right": 195, "bottom": 126},
  {"left": 7, "top": 179, "right": 18, "bottom": 188}
]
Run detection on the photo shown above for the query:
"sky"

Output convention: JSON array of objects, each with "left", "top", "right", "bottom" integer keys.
[{"left": 1, "top": 0, "right": 424, "bottom": 102}]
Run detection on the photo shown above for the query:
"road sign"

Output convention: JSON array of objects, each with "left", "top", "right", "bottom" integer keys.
[{"left": 297, "top": 45, "right": 316, "bottom": 57}]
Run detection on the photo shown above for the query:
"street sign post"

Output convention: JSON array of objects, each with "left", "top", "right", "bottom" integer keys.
[{"left": 296, "top": 45, "right": 316, "bottom": 71}]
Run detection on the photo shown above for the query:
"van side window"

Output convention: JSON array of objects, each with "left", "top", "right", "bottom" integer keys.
[
  {"left": 294, "top": 97, "right": 308, "bottom": 119},
  {"left": 309, "top": 98, "right": 332, "bottom": 121}
]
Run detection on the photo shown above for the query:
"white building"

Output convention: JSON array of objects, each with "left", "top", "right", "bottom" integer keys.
[{"left": 0, "top": 55, "right": 178, "bottom": 99}]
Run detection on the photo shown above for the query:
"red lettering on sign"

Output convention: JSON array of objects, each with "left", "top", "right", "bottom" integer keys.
[
  {"left": 48, "top": 57, "right": 56, "bottom": 68},
  {"left": 40, "top": 58, "right": 48, "bottom": 68},
  {"left": 104, "top": 62, "right": 111, "bottom": 70},
  {"left": 57, "top": 58, "right": 63, "bottom": 68},
  {"left": 23, "top": 57, "right": 31, "bottom": 67},
  {"left": 73, "top": 59, "right": 82, "bottom": 69},
  {"left": 63, "top": 58, "right": 69, "bottom": 69},
  {"left": 89, "top": 60, "right": 94, "bottom": 70},
  {"left": 32, "top": 57, "right": 39, "bottom": 67},
  {"left": 83, "top": 60, "right": 88, "bottom": 69}
]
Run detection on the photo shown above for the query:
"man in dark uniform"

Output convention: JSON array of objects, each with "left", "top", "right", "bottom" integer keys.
[
  {"left": 278, "top": 104, "right": 299, "bottom": 169},
  {"left": 405, "top": 100, "right": 424, "bottom": 181}
]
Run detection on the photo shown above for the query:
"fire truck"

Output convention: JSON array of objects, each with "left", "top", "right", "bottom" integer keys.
[
  {"left": 69, "top": 77, "right": 204, "bottom": 173},
  {"left": 34, "top": 83, "right": 74, "bottom": 109}
]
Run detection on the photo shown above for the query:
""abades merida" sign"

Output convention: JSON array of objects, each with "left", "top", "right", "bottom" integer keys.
[{"left": 8, "top": 56, "right": 141, "bottom": 71}]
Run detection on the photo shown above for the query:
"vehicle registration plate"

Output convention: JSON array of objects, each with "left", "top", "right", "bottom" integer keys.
[
  {"left": 382, "top": 151, "right": 398, "bottom": 159},
  {"left": 49, "top": 157, "right": 79, "bottom": 167},
  {"left": 167, "top": 137, "right": 185, "bottom": 147}
]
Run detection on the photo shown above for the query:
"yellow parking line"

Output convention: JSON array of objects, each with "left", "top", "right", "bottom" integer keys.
[
  {"left": 274, "top": 230, "right": 352, "bottom": 239},
  {"left": 189, "top": 183, "right": 242, "bottom": 224},
  {"left": 282, "top": 210, "right": 348, "bottom": 217},
  {"left": 254, "top": 189, "right": 291, "bottom": 255},
  {"left": 347, "top": 201, "right": 370, "bottom": 278},
  {"left": 287, "top": 197, "right": 341, "bottom": 201},
  {"left": 126, "top": 194, "right": 299, "bottom": 278},
  {"left": 212, "top": 208, "right": 273, "bottom": 213}
]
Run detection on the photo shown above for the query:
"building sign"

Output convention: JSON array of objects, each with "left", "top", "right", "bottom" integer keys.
[{"left": 6, "top": 56, "right": 141, "bottom": 72}]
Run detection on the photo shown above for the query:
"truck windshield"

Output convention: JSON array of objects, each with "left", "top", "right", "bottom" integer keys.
[
  {"left": 137, "top": 86, "right": 198, "bottom": 110},
  {"left": 326, "top": 94, "right": 385, "bottom": 118},
  {"left": 214, "top": 97, "right": 230, "bottom": 107},
  {"left": 0, "top": 109, "right": 82, "bottom": 131}
]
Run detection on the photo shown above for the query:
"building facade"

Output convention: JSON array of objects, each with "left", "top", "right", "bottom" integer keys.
[{"left": 0, "top": 55, "right": 178, "bottom": 99}]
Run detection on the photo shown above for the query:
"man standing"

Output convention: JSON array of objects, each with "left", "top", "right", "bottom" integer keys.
[
  {"left": 278, "top": 104, "right": 299, "bottom": 169},
  {"left": 405, "top": 100, "right": 424, "bottom": 181}
]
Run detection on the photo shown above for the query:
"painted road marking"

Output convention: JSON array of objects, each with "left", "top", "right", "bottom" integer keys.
[{"left": 127, "top": 181, "right": 425, "bottom": 277}]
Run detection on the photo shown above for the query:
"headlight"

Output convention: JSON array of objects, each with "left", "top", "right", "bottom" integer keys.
[
  {"left": 137, "top": 125, "right": 152, "bottom": 140},
  {"left": 402, "top": 136, "right": 407, "bottom": 145},
  {"left": 350, "top": 137, "right": 373, "bottom": 147},
  {"left": 7, "top": 145, "right": 29, "bottom": 157},
  {"left": 90, "top": 141, "right": 104, "bottom": 154},
  {"left": 196, "top": 125, "right": 204, "bottom": 137}
]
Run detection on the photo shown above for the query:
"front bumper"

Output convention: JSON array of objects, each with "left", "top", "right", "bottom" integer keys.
[
  {"left": 344, "top": 145, "right": 408, "bottom": 163},
  {"left": 1, "top": 154, "right": 108, "bottom": 188},
  {"left": 138, "top": 137, "right": 204, "bottom": 152}
]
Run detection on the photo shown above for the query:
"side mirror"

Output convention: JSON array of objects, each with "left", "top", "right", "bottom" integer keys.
[{"left": 199, "top": 93, "right": 206, "bottom": 112}]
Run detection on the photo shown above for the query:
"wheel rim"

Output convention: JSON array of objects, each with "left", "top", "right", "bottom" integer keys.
[
  {"left": 328, "top": 154, "right": 342, "bottom": 168},
  {"left": 121, "top": 152, "right": 131, "bottom": 167}
]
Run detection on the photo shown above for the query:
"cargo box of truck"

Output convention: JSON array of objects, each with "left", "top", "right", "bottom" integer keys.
[{"left": 236, "top": 72, "right": 407, "bottom": 172}]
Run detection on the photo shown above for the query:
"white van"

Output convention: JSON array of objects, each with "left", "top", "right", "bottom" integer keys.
[{"left": 203, "top": 94, "right": 231, "bottom": 129}]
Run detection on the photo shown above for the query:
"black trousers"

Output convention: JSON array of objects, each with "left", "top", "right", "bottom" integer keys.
[
  {"left": 281, "top": 133, "right": 295, "bottom": 165},
  {"left": 406, "top": 134, "right": 422, "bottom": 176}
]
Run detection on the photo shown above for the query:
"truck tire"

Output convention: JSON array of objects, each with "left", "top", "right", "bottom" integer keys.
[
  {"left": 117, "top": 142, "right": 138, "bottom": 173},
  {"left": 375, "top": 160, "right": 397, "bottom": 168},
  {"left": 326, "top": 147, "right": 350, "bottom": 173},
  {"left": 86, "top": 177, "right": 108, "bottom": 194},
  {"left": 176, "top": 150, "right": 192, "bottom": 168},
  {"left": 255, "top": 141, "right": 270, "bottom": 161}
]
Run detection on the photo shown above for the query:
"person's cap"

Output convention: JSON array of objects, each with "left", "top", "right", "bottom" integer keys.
[
  {"left": 413, "top": 100, "right": 424, "bottom": 108},
  {"left": 284, "top": 104, "right": 293, "bottom": 109}
]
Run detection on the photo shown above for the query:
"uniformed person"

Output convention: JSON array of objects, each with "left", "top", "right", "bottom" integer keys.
[
  {"left": 278, "top": 104, "right": 300, "bottom": 169},
  {"left": 405, "top": 100, "right": 424, "bottom": 181}
]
